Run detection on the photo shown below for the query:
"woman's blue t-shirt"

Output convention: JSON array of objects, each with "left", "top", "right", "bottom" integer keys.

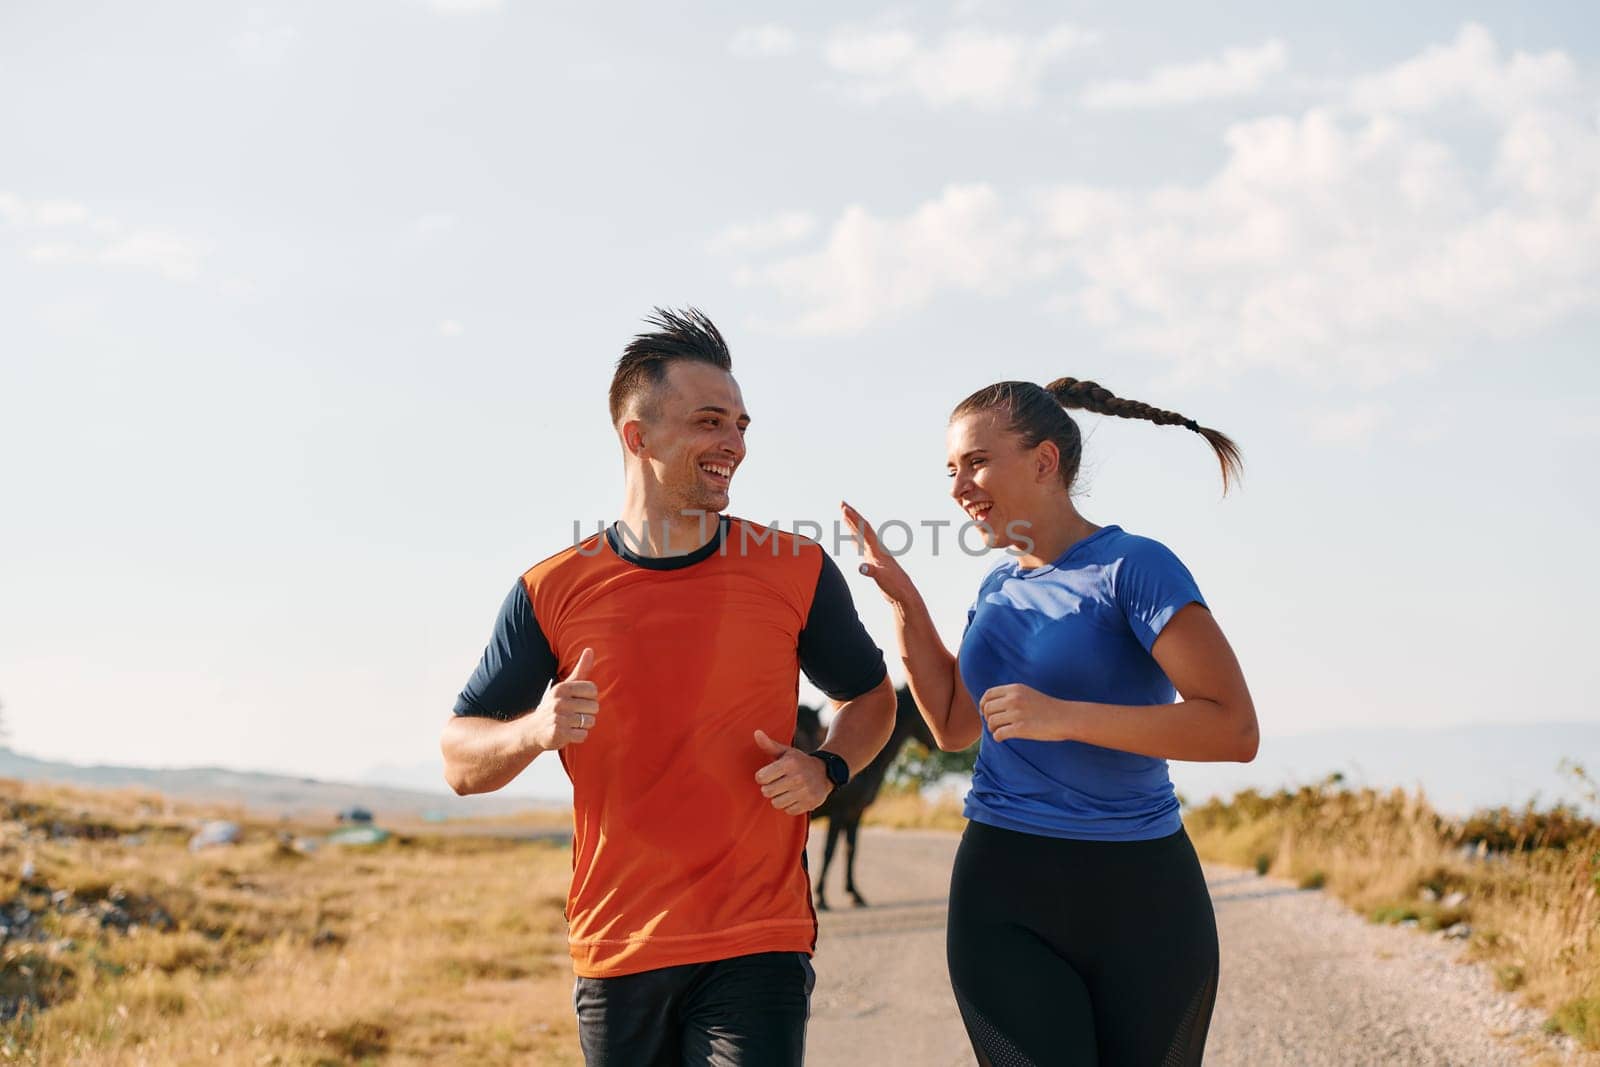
[{"left": 958, "top": 524, "right": 1207, "bottom": 841}]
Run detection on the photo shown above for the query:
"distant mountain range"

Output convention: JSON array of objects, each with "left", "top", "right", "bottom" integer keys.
[
  {"left": 0, "top": 747, "right": 559, "bottom": 819},
  {"left": 3, "top": 720, "right": 1594, "bottom": 821},
  {"left": 364, "top": 720, "right": 1600, "bottom": 817},
  {"left": 363, "top": 749, "right": 572, "bottom": 801}
]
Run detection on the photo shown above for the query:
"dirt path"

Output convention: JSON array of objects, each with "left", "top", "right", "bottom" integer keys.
[{"left": 804, "top": 827, "right": 1587, "bottom": 1066}]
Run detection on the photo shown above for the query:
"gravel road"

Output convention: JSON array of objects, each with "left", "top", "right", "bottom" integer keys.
[{"left": 803, "top": 827, "right": 1589, "bottom": 1066}]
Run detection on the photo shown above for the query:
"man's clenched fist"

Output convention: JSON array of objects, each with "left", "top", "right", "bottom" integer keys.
[{"left": 753, "top": 729, "right": 833, "bottom": 816}]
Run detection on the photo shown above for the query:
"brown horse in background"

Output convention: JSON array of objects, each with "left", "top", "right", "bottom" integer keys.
[{"left": 793, "top": 686, "right": 937, "bottom": 909}]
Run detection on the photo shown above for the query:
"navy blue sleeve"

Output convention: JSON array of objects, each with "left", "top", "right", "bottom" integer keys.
[
  {"left": 1114, "top": 539, "right": 1209, "bottom": 654},
  {"left": 453, "top": 580, "right": 559, "bottom": 720},
  {"left": 798, "top": 551, "right": 889, "bottom": 702}
]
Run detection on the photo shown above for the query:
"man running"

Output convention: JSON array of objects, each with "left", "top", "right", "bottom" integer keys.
[{"left": 440, "top": 307, "right": 896, "bottom": 1066}]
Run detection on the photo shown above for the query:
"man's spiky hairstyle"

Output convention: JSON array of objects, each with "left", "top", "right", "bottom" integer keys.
[{"left": 608, "top": 307, "right": 733, "bottom": 424}]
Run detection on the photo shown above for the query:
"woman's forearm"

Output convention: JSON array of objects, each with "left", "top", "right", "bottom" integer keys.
[
  {"left": 1060, "top": 696, "right": 1258, "bottom": 763},
  {"left": 892, "top": 591, "right": 981, "bottom": 751},
  {"left": 836, "top": 501, "right": 981, "bottom": 751}
]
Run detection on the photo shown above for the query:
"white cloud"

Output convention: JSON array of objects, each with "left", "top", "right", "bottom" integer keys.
[
  {"left": 438, "top": 319, "right": 465, "bottom": 337},
  {"left": 1043, "top": 59, "right": 1600, "bottom": 384},
  {"left": 100, "top": 230, "right": 207, "bottom": 281},
  {"left": 824, "top": 23, "right": 1097, "bottom": 108},
  {"left": 28, "top": 230, "right": 207, "bottom": 282},
  {"left": 708, "top": 211, "right": 816, "bottom": 254},
  {"left": 1308, "top": 403, "right": 1387, "bottom": 445},
  {"left": 1561, "top": 416, "right": 1600, "bottom": 439},
  {"left": 1347, "top": 22, "right": 1577, "bottom": 118},
  {"left": 0, "top": 194, "right": 91, "bottom": 228},
  {"left": 33, "top": 200, "right": 93, "bottom": 226},
  {"left": 412, "top": 212, "right": 457, "bottom": 239},
  {"left": 825, "top": 28, "right": 916, "bottom": 78},
  {"left": 24, "top": 243, "right": 80, "bottom": 265},
  {"left": 422, "top": 0, "right": 503, "bottom": 13},
  {"left": 731, "top": 26, "right": 1600, "bottom": 384},
  {"left": 233, "top": 8, "right": 298, "bottom": 66},
  {"left": 3, "top": 191, "right": 208, "bottom": 282},
  {"left": 1406, "top": 418, "right": 1451, "bottom": 446},
  {"left": 730, "top": 25, "right": 797, "bottom": 59},
  {"left": 1081, "top": 39, "right": 1287, "bottom": 109},
  {"left": 734, "top": 185, "right": 1053, "bottom": 334}
]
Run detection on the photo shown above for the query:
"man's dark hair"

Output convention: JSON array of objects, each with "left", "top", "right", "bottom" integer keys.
[{"left": 609, "top": 307, "right": 733, "bottom": 425}]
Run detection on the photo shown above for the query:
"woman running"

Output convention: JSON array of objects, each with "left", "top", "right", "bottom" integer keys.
[{"left": 842, "top": 378, "right": 1258, "bottom": 1066}]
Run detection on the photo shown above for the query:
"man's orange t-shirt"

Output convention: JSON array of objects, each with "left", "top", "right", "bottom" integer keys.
[{"left": 454, "top": 515, "right": 887, "bottom": 978}]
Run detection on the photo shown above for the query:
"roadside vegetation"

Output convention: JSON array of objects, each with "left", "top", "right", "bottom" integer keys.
[
  {"left": 870, "top": 741, "right": 1600, "bottom": 1049},
  {"left": 9, "top": 753, "right": 1598, "bottom": 1059},
  {"left": 1183, "top": 768, "right": 1600, "bottom": 1049},
  {"left": 0, "top": 780, "right": 576, "bottom": 1065},
  {"left": 862, "top": 741, "right": 970, "bottom": 832}
]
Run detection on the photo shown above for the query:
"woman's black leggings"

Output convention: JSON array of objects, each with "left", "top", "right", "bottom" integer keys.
[{"left": 947, "top": 820, "right": 1219, "bottom": 1067}]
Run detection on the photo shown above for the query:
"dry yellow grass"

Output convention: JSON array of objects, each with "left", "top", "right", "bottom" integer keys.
[
  {"left": 0, "top": 780, "right": 577, "bottom": 1066},
  {"left": 1184, "top": 784, "right": 1600, "bottom": 1049},
  {"left": 859, "top": 785, "right": 966, "bottom": 832},
  {"left": 21, "top": 772, "right": 1593, "bottom": 1059}
]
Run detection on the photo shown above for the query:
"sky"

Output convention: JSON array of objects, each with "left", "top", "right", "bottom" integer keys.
[{"left": 1, "top": 2, "right": 1597, "bottom": 794}]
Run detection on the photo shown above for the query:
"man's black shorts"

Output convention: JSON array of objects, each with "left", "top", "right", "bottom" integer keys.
[{"left": 573, "top": 950, "right": 815, "bottom": 1066}]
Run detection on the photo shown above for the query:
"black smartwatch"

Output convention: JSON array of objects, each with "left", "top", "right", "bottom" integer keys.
[{"left": 810, "top": 749, "right": 849, "bottom": 792}]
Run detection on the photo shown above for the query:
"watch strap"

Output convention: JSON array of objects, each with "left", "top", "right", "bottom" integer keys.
[{"left": 811, "top": 749, "right": 850, "bottom": 788}]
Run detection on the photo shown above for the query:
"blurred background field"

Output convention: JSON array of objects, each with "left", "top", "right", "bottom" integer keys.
[
  {"left": 1184, "top": 769, "right": 1600, "bottom": 1049},
  {"left": 0, "top": 780, "right": 578, "bottom": 1066},
  {"left": 3, "top": 751, "right": 1598, "bottom": 1062}
]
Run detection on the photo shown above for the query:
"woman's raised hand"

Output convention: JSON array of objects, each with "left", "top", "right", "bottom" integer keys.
[{"left": 840, "top": 501, "right": 921, "bottom": 607}]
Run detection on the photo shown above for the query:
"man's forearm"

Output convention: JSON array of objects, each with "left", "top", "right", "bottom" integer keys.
[
  {"left": 440, "top": 714, "right": 546, "bottom": 795},
  {"left": 815, "top": 675, "right": 897, "bottom": 776}
]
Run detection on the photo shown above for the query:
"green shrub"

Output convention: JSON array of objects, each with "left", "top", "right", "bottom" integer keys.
[
  {"left": 1370, "top": 905, "right": 1419, "bottom": 925},
  {"left": 1546, "top": 997, "right": 1600, "bottom": 1045},
  {"left": 1457, "top": 804, "right": 1596, "bottom": 853}
]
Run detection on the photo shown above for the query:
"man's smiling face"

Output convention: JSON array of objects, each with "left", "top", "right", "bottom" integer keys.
[{"left": 635, "top": 360, "right": 750, "bottom": 515}]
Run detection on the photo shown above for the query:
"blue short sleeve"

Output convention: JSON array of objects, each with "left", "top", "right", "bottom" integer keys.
[
  {"left": 963, "top": 561, "right": 1006, "bottom": 640},
  {"left": 1113, "top": 538, "right": 1208, "bottom": 653}
]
